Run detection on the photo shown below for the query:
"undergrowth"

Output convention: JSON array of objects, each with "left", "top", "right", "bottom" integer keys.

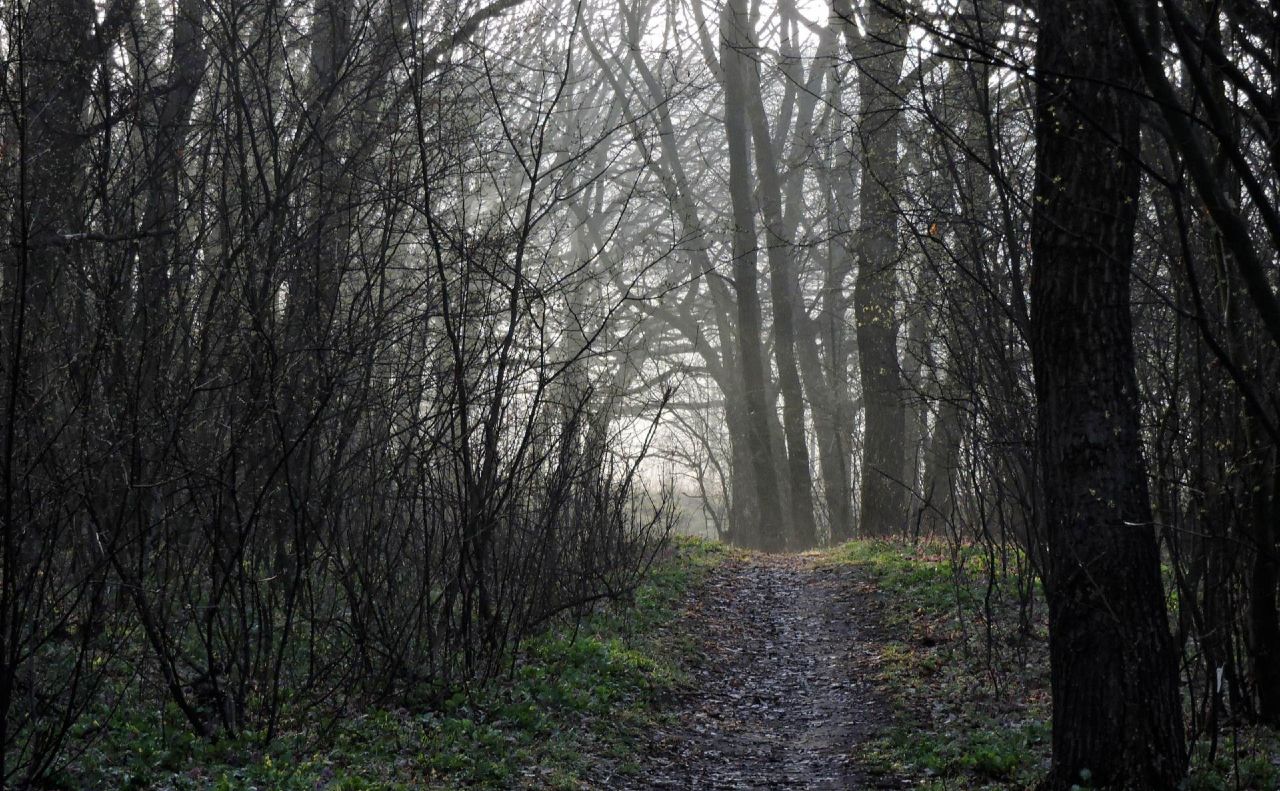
[
  {"left": 825, "top": 539, "right": 1279, "bottom": 791},
  {"left": 51, "top": 537, "right": 726, "bottom": 790},
  {"left": 823, "top": 539, "right": 1052, "bottom": 790}
]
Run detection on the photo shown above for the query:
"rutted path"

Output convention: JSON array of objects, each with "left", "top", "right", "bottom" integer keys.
[{"left": 615, "top": 552, "right": 896, "bottom": 789}]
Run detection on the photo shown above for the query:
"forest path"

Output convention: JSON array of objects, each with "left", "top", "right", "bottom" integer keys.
[{"left": 619, "top": 552, "right": 897, "bottom": 789}]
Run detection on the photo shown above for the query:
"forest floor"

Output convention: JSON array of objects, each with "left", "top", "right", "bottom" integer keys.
[
  {"left": 581, "top": 538, "right": 1062, "bottom": 791},
  {"left": 600, "top": 552, "right": 898, "bottom": 789},
  {"left": 60, "top": 538, "right": 1280, "bottom": 789}
]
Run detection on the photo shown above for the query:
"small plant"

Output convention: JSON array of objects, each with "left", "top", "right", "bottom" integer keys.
[
  {"left": 52, "top": 537, "right": 724, "bottom": 789},
  {"left": 833, "top": 539, "right": 1050, "bottom": 790}
]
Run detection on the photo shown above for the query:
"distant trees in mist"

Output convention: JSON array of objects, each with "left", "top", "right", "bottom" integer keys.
[{"left": 1, "top": 0, "right": 1279, "bottom": 787}]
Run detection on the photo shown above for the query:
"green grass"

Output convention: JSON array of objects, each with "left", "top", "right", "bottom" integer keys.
[
  {"left": 827, "top": 539, "right": 973, "bottom": 614},
  {"left": 823, "top": 538, "right": 1051, "bottom": 790},
  {"left": 827, "top": 539, "right": 1280, "bottom": 791},
  {"left": 1185, "top": 729, "right": 1280, "bottom": 791},
  {"left": 52, "top": 537, "right": 727, "bottom": 790}
]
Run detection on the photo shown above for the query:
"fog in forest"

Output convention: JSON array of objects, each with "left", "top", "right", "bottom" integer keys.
[{"left": 0, "top": 0, "right": 1277, "bottom": 788}]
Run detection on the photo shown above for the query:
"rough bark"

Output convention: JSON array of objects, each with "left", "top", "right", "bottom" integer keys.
[
  {"left": 11, "top": 0, "right": 98, "bottom": 352},
  {"left": 1031, "top": 0, "right": 1187, "bottom": 786},
  {"left": 1247, "top": 442, "right": 1280, "bottom": 724}
]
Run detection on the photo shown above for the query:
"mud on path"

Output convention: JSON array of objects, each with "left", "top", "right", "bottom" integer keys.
[{"left": 612, "top": 553, "right": 897, "bottom": 790}]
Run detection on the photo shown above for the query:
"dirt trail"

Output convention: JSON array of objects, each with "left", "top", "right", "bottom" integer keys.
[{"left": 616, "top": 553, "right": 895, "bottom": 790}]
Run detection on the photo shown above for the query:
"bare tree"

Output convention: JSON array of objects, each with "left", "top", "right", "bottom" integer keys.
[
  {"left": 836, "top": 0, "right": 909, "bottom": 538},
  {"left": 1031, "top": 0, "right": 1186, "bottom": 784}
]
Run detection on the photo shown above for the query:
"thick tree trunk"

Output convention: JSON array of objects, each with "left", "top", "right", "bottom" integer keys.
[
  {"left": 721, "top": 0, "right": 785, "bottom": 551},
  {"left": 838, "top": 0, "right": 907, "bottom": 537},
  {"left": 1031, "top": 0, "right": 1187, "bottom": 786},
  {"left": 1248, "top": 465, "right": 1280, "bottom": 723},
  {"left": 0, "top": 0, "right": 99, "bottom": 773},
  {"left": 722, "top": 384, "right": 763, "bottom": 548},
  {"left": 739, "top": 35, "right": 817, "bottom": 550},
  {"left": 12, "top": 0, "right": 97, "bottom": 354}
]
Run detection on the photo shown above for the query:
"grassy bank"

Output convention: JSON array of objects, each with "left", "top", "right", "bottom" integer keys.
[
  {"left": 55, "top": 538, "right": 727, "bottom": 790},
  {"left": 821, "top": 539, "right": 1051, "bottom": 789},
  {"left": 824, "top": 539, "right": 1279, "bottom": 791}
]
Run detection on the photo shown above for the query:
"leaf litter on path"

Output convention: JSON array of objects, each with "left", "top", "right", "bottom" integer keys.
[{"left": 597, "top": 553, "right": 901, "bottom": 790}]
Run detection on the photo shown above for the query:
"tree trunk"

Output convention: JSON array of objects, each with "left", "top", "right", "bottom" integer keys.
[
  {"left": 1, "top": 0, "right": 99, "bottom": 775},
  {"left": 1031, "top": 0, "right": 1187, "bottom": 786},
  {"left": 901, "top": 270, "right": 929, "bottom": 527},
  {"left": 837, "top": 0, "right": 907, "bottom": 537},
  {"left": 920, "top": 390, "right": 962, "bottom": 535},
  {"left": 722, "top": 383, "right": 763, "bottom": 548},
  {"left": 819, "top": 88, "right": 859, "bottom": 543},
  {"left": 602, "top": 21, "right": 764, "bottom": 546},
  {"left": 918, "top": 3, "right": 989, "bottom": 537},
  {"left": 738, "top": 32, "right": 818, "bottom": 550},
  {"left": 721, "top": 0, "right": 785, "bottom": 551},
  {"left": 1247, "top": 447, "right": 1280, "bottom": 723},
  {"left": 11, "top": 0, "right": 97, "bottom": 356}
]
